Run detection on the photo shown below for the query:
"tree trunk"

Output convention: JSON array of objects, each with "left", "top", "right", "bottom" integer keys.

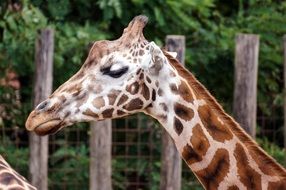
[
  {"left": 160, "top": 35, "right": 185, "bottom": 190},
  {"left": 29, "top": 28, "right": 54, "bottom": 190},
  {"left": 233, "top": 33, "right": 259, "bottom": 138},
  {"left": 89, "top": 120, "right": 112, "bottom": 190}
]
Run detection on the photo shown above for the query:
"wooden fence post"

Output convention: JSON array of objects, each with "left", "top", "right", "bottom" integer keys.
[
  {"left": 283, "top": 35, "right": 286, "bottom": 161},
  {"left": 29, "top": 28, "right": 54, "bottom": 190},
  {"left": 233, "top": 33, "right": 259, "bottom": 138},
  {"left": 160, "top": 35, "right": 185, "bottom": 190},
  {"left": 89, "top": 120, "right": 112, "bottom": 190}
]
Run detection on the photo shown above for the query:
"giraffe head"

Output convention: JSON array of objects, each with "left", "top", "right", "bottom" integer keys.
[{"left": 25, "top": 15, "right": 172, "bottom": 135}]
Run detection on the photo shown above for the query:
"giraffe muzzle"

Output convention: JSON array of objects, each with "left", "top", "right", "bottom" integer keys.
[{"left": 25, "top": 110, "right": 62, "bottom": 136}]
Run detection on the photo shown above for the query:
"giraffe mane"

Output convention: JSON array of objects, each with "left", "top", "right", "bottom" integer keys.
[{"left": 163, "top": 50, "right": 286, "bottom": 177}]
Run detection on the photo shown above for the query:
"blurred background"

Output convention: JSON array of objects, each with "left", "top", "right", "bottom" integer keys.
[{"left": 0, "top": 0, "right": 286, "bottom": 189}]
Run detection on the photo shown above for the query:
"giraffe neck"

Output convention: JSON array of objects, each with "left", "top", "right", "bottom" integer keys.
[
  {"left": 146, "top": 52, "right": 286, "bottom": 190},
  {"left": 0, "top": 155, "right": 36, "bottom": 190}
]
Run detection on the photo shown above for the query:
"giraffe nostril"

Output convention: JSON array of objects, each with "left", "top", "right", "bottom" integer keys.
[{"left": 35, "top": 100, "right": 49, "bottom": 111}]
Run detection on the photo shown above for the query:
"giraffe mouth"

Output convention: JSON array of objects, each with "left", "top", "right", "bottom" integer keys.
[
  {"left": 33, "top": 119, "right": 63, "bottom": 136},
  {"left": 25, "top": 110, "right": 65, "bottom": 135}
]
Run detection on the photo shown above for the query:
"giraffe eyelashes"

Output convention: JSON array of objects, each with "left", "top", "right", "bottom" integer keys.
[{"left": 100, "top": 66, "right": 129, "bottom": 78}]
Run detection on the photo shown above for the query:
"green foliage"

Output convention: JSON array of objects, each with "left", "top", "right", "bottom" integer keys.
[{"left": 49, "top": 145, "right": 89, "bottom": 190}]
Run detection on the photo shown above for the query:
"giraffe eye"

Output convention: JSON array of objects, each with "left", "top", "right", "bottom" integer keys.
[{"left": 101, "top": 66, "right": 129, "bottom": 78}]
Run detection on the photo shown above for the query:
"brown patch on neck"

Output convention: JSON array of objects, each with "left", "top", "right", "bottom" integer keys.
[
  {"left": 227, "top": 185, "right": 240, "bottom": 190},
  {"left": 170, "top": 83, "right": 178, "bottom": 93},
  {"left": 182, "top": 143, "right": 203, "bottom": 165},
  {"left": 178, "top": 80, "right": 194, "bottom": 102},
  {"left": 174, "top": 102, "right": 194, "bottom": 121},
  {"left": 234, "top": 143, "right": 262, "bottom": 189},
  {"left": 170, "top": 80, "right": 194, "bottom": 103},
  {"left": 198, "top": 104, "right": 233, "bottom": 142},
  {"left": 174, "top": 117, "right": 183, "bottom": 135},
  {"left": 195, "top": 148, "right": 230, "bottom": 190},
  {"left": 268, "top": 179, "right": 286, "bottom": 190},
  {"left": 191, "top": 124, "right": 210, "bottom": 160},
  {"left": 181, "top": 124, "right": 210, "bottom": 165},
  {"left": 250, "top": 146, "right": 286, "bottom": 177}
]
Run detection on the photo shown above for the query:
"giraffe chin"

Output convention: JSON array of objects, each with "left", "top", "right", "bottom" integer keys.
[{"left": 33, "top": 119, "right": 63, "bottom": 136}]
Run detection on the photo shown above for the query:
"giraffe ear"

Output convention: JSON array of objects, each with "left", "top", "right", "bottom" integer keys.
[{"left": 148, "top": 42, "right": 164, "bottom": 75}]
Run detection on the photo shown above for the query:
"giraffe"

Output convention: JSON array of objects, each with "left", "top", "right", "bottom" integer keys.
[
  {"left": 0, "top": 155, "right": 36, "bottom": 190},
  {"left": 25, "top": 15, "right": 286, "bottom": 189}
]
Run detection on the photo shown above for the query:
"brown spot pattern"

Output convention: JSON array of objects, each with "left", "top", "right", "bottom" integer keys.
[
  {"left": 190, "top": 124, "right": 210, "bottom": 161},
  {"left": 160, "top": 103, "right": 168, "bottom": 111},
  {"left": 92, "top": 96, "right": 105, "bottom": 109},
  {"left": 66, "top": 84, "right": 81, "bottom": 94},
  {"left": 83, "top": 108, "right": 98, "bottom": 118},
  {"left": 174, "top": 117, "right": 183, "bottom": 135},
  {"left": 141, "top": 83, "right": 150, "bottom": 100},
  {"left": 250, "top": 146, "right": 286, "bottom": 177},
  {"left": 139, "top": 73, "right": 144, "bottom": 80},
  {"left": 146, "top": 76, "right": 151, "bottom": 83},
  {"left": 174, "top": 103, "right": 194, "bottom": 121},
  {"left": 0, "top": 172, "right": 22, "bottom": 185},
  {"left": 152, "top": 89, "right": 156, "bottom": 101},
  {"left": 182, "top": 143, "right": 203, "bottom": 165},
  {"left": 136, "top": 69, "right": 142, "bottom": 75},
  {"left": 178, "top": 80, "right": 193, "bottom": 102},
  {"left": 102, "top": 108, "right": 114, "bottom": 118},
  {"left": 170, "top": 83, "right": 178, "bottom": 93},
  {"left": 198, "top": 105, "right": 233, "bottom": 142},
  {"left": 117, "top": 110, "right": 126, "bottom": 116},
  {"left": 158, "top": 114, "right": 167, "bottom": 121},
  {"left": 59, "top": 95, "right": 67, "bottom": 104},
  {"left": 47, "top": 102, "right": 60, "bottom": 113},
  {"left": 117, "top": 94, "right": 129, "bottom": 106},
  {"left": 126, "top": 82, "right": 139, "bottom": 95},
  {"left": 108, "top": 90, "right": 120, "bottom": 105},
  {"left": 158, "top": 88, "right": 163, "bottom": 96},
  {"left": 155, "top": 81, "right": 159, "bottom": 87},
  {"left": 123, "top": 98, "right": 143, "bottom": 111},
  {"left": 227, "top": 185, "right": 240, "bottom": 190},
  {"left": 268, "top": 180, "right": 286, "bottom": 190},
  {"left": 195, "top": 148, "right": 230, "bottom": 190},
  {"left": 75, "top": 92, "right": 88, "bottom": 107},
  {"left": 169, "top": 70, "right": 176, "bottom": 77},
  {"left": 234, "top": 143, "right": 262, "bottom": 190},
  {"left": 181, "top": 125, "right": 210, "bottom": 165},
  {"left": 139, "top": 49, "right": 144, "bottom": 56}
]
